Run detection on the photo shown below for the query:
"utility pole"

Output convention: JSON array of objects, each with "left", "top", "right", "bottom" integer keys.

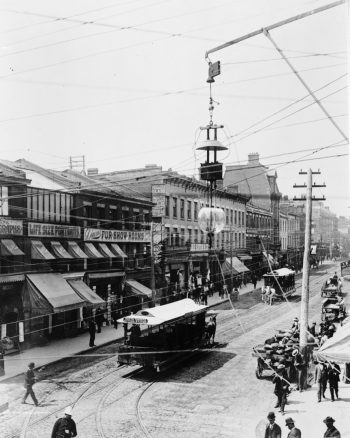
[
  {"left": 150, "top": 222, "right": 156, "bottom": 306},
  {"left": 293, "top": 170, "right": 326, "bottom": 363}
]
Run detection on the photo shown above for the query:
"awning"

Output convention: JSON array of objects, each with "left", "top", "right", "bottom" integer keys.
[
  {"left": 62, "top": 272, "right": 85, "bottom": 280},
  {"left": 88, "top": 271, "right": 125, "bottom": 280},
  {"left": 98, "top": 243, "right": 116, "bottom": 258},
  {"left": 125, "top": 279, "right": 153, "bottom": 299},
  {"left": 225, "top": 257, "right": 250, "bottom": 273},
  {"left": 84, "top": 243, "right": 104, "bottom": 258},
  {"left": 0, "top": 239, "right": 24, "bottom": 256},
  {"left": 316, "top": 320, "right": 350, "bottom": 363},
  {"left": 221, "top": 260, "right": 239, "bottom": 276},
  {"left": 238, "top": 254, "right": 252, "bottom": 261},
  {"left": 110, "top": 243, "right": 128, "bottom": 259},
  {"left": 51, "top": 241, "right": 73, "bottom": 259},
  {"left": 67, "top": 241, "right": 88, "bottom": 258},
  {"left": 26, "top": 273, "right": 84, "bottom": 312},
  {"left": 31, "top": 240, "right": 55, "bottom": 260},
  {"left": 67, "top": 279, "right": 105, "bottom": 308}
]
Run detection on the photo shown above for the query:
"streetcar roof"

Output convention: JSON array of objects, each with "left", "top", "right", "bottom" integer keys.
[
  {"left": 117, "top": 298, "right": 207, "bottom": 325},
  {"left": 263, "top": 268, "right": 295, "bottom": 277}
]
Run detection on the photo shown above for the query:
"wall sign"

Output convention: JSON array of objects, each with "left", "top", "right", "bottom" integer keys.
[
  {"left": 151, "top": 184, "right": 166, "bottom": 217},
  {"left": 190, "top": 243, "right": 209, "bottom": 252},
  {"left": 0, "top": 218, "right": 23, "bottom": 235},
  {"left": 84, "top": 228, "right": 151, "bottom": 242},
  {"left": 28, "top": 222, "right": 81, "bottom": 238}
]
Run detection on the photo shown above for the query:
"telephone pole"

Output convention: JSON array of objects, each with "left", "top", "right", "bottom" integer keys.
[{"left": 293, "top": 170, "right": 326, "bottom": 359}]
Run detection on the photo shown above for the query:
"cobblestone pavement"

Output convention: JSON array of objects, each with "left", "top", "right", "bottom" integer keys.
[{"left": 0, "top": 264, "right": 345, "bottom": 438}]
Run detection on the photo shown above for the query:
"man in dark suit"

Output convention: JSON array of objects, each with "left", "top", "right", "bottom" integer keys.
[
  {"left": 328, "top": 362, "right": 341, "bottom": 401},
  {"left": 323, "top": 416, "right": 341, "bottom": 437},
  {"left": 285, "top": 417, "right": 301, "bottom": 437},
  {"left": 22, "top": 362, "right": 39, "bottom": 406},
  {"left": 89, "top": 319, "right": 96, "bottom": 347},
  {"left": 265, "top": 412, "right": 281, "bottom": 438}
]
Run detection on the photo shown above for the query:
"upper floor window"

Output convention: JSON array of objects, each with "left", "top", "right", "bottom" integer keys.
[
  {"left": 234, "top": 210, "right": 237, "bottom": 226},
  {"left": 194, "top": 202, "right": 198, "bottom": 220},
  {"left": 180, "top": 199, "right": 185, "bottom": 219},
  {"left": 173, "top": 197, "right": 177, "bottom": 218},
  {"left": 165, "top": 196, "right": 170, "bottom": 217},
  {"left": 187, "top": 200, "right": 192, "bottom": 220},
  {"left": 0, "top": 186, "right": 9, "bottom": 216}
]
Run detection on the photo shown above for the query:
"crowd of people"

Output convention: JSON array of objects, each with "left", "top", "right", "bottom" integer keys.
[{"left": 264, "top": 411, "right": 341, "bottom": 437}]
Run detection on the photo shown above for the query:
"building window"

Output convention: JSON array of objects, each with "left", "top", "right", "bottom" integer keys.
[
  {"left": 194, "top": 202, "right": 198, "bottom": 220},
  {"left": 194, "top": 229, "right": 198, "bottom": 243},
  {"left": 0, "top": 186, "right": 9, "bottom": 216},
  {"left": 165, "top": 226, "right": 170, "bottom": 245},
  {"left": 226, "top": 209, "right": 229, "bottom": 225},
  {"left": 180, "top": 228, "right": 185, "bottom": 245},
  {"left": 234, "top": 210, "right": 237, "bottom": 226},
  {"left": 173, "top": 197, "right": 177, "bottom": 218},
  {"left": 187, "top": 200, "right": 192, "bottom": 220},
  {"left": 187, "top": 228, "right": 192, "bottom": 243},
  {"left": 242, "top": 212, "right": 245, "bottom": 227},
  {"left": 165, "top": 196, "right": 169, "bottom": 217},
  {"left": 230, "top": 210, "right": 233, "bottom": 225},
  {"left": 180, "top": 199, "right": 185, "bottom": 219}
]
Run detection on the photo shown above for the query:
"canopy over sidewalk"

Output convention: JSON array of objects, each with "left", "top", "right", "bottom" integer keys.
[{"left": 315, "top": 319, "right": 350, "bottom": 363}]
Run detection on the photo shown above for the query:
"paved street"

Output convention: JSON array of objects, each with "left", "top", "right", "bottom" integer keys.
[{"left": 1, "top": 262, "right": 348, "bottom": 438}]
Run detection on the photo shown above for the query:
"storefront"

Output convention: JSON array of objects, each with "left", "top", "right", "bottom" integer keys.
[{"left": 24, "top": 273, "right": 84, "bottom": 343}]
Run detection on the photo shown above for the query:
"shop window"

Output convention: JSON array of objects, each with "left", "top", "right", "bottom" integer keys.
[
  {"left": 173, "top": 198, "right": 177, "bottom": 218},
  {"left": 180, "top": 199, "right": 185, "bottom": 219},
  {"left": 144, "top": 210, "right": 150, "bottom": 224}
]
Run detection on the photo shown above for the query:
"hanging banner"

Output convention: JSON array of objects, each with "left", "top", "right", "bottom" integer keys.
[
  {"left": 28, "top": 223, "right": 81, "bottom": 238},
  {"left": 84, "top": 228, "right": 151, "bottom": 242}
]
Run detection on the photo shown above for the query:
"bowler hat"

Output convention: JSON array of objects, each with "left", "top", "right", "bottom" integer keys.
[
  {"left": 292, "top": 349, "right": 299, "bottom": 356},
  {"left": 323, "top": 416, "right": 335, "bottom": 424},
  {"left": 285, "top": 417, "right": 294, "bottom": 425},
  {"left": 267, "top": 412, "right": 275, "bottom": 419},
  {"left": 28, "top": 362, "right": 35, "bottom": 368}
]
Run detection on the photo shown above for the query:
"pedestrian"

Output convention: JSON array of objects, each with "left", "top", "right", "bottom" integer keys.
[
  {"left": 22, "top": 362, "right": 39, "bottom": 406},
  {"left": 285, "top": 417, "right": 301, "bottom": 437},
  {"left": 323, "top": 416, "right": 341, "bottom": 437},
  {"left": 272, "top": 364, "right": 289, "bottom": 414},
  {"left": 264, "top": 411, "right": 281, "bottom": 438},
  {"left": 51, "top": 406, "right": 77, "bottom": 438},
  {"left": 95, "top": 308, "right": 104, "bottom": 333},
  {"left": 292, "top": 349, "right": 305, "bottom": 392},
  {"left": 111, "top": 302, "right": 118, "bottom": 329},
  {"left": 314, "top": 360, "right": 324, "bottom": 402},
  {"left": 322, "top": 362, "right": 329, "bottom": 398},
  {"left": 308, "top": 322, "right": 317, "bottom": 337},
  {"left": 88, "top": 319, "right": 96, "bottom": 347},
  {"left": 252, "top": 276, "right": 257, "bottom": 289},
  {"left": 328, "top": 362, "right": 341, "bottom": 401}
]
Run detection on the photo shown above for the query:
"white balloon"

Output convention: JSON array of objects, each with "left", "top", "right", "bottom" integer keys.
[{"left": 198, "top": 207, "right": 225, "bottom": 234}]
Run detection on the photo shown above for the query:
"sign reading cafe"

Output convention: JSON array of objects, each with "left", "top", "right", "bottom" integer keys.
[
  {"left": 28, "top": 223, "right": 81, "bottom": 238},
  {"left": 84, "top": 228, "right": 151, "bottom": 242}
]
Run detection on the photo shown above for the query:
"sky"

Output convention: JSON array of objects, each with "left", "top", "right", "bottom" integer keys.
[{"left": 0, "top": 0, "right": 348, "bottom": 216}]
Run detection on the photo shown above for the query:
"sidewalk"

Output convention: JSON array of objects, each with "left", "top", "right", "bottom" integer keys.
[
  {"left": 271, "top": 379, "right": 350, "bottom": 437},
  {"left": 0, "top": 282, "right": 263, "bottom": 384}
]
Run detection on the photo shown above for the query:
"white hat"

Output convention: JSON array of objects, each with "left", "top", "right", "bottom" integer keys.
[
  {"left": 292, "top": 349, "right": 299, "bottom": 357},
  {"left": 64, "top": 406, "right": 73, "bottom": 416}
]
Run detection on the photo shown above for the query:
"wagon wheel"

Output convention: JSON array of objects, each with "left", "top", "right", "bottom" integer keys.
[{"left": 255, "top": 358, "right": 264, "bottom": 379}]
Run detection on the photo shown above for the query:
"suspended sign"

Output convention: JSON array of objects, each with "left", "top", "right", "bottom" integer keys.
[
  {"left": 84, "top": 228, "right": 151, "bottom": 242},
  {"left": 28, "top": 223, "right": 81, "bottom": 238}
]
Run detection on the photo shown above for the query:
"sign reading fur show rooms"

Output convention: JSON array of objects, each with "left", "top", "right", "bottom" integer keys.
[
  {"left": 28, "top": 223, "right": 81, "bottom": 238},
  {"left": 84, "top": 228, "right": 151, "bottom": 242}
]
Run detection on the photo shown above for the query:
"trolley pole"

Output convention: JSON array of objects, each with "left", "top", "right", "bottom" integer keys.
[{"left": 294, "top": 170, "right": 326, "bottom": 376}]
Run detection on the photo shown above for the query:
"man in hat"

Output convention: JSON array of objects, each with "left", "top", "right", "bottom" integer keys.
[
  {"left": 314, "top": 360, "right": 326, "bottom": 402},
  {"left": 22, "top": 362, "right": 39, "bottom": 406},
  {"left": 264, "top": 412, "right": 281, "bottom": 438},
  {"left": 323, "top": 416, "right": 341, "bottom": 437},
  {"left": 291, "top": 317, "right": 299, "bottom": 333},
  {"left": 285, "top": 418, "right": 301, "bottom": 437},
  {"left": 272, "top": 364, "right": 289, "bottom": 414},
  {"left": 328, "top": 362, "right": 341, "bottom": 401},
  {"left": 51, "top": 406, "right": 77, "bottom": 438},
  {"left": 308, "top": 322, "right": 317, "bottom": 337},
  {"left": 292, "top": 349, "right": 305, "bottom": 392},
  {"left": 88, "top": 318, "right": 96, "bottom": 347}
]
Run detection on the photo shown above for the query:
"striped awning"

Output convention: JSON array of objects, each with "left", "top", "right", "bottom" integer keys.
[
  {"left": 67, "top": 241, "right": 88, "bottom": 259},
  {"left": 110, "top": 243, "right": 128, "bottom": 259},
  {"left": 0, "top": 239, "right": 24, "bottom": 256},
  {"left": 98, "top": 243, "right": 116, "bottom": 258},
  {"left": 31, "top": 240, "right": 55, "bottom": 260},
  {"left": 51, "top": 241, "right": 73, "bottom": 259},
  {"left": 84, "top": 243, "right": 104, "bottom": 259}
]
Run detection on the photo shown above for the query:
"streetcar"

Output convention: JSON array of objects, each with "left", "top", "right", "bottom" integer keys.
[
  {"left": 117, "top": 299, "right": 208, "bottom": 371},
  {"left": 262, "top": 268, "right": 296, "bottom": 300}
]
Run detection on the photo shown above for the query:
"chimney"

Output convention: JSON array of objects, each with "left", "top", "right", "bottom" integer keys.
[
  {"left": 248, "top": 153, "right": 260, "bottom": 164},
  {"left": 87, "top": 168, "right": 98, "bottom": 176}
]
